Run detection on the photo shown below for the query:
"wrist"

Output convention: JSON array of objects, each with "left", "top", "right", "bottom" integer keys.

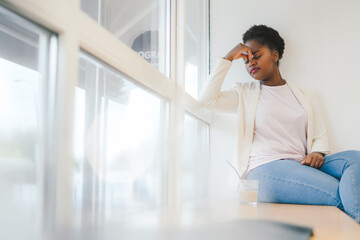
[
  {"left": 224, "top": 55, "right": 233, "bottom": 61},
  {"left": 313, "top": 152, "right": 325, "bottom": 157}
]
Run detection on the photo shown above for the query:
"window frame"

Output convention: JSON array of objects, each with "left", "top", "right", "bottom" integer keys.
[
  {"left": 0, "top": 3, "right": 59, "bottom": 234},
  {"left": 2, "top": 0, "right": 212, "bottom": 226}
]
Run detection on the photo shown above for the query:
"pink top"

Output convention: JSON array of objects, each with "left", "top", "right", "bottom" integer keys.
[{"left": 246, "top": 82, "right": 308, "bottom": 175}]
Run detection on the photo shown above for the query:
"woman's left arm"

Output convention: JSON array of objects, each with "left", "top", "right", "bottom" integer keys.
[
  {"left": 301, "top": 90, "right": 331, "bottom": 168},
  {"left": 309, "top": 90, "right": 331, "bottom": 156}
]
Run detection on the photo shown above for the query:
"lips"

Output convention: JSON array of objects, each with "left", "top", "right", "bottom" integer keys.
[{"left": 250, "top": 68, "right": 260, "bottom": 74}]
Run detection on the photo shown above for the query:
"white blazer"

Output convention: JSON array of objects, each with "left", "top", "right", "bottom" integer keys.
[{"left": 199, "top": 57, "right": 330, "bottom": 191}]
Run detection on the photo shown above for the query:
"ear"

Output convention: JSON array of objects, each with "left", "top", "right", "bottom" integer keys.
[{"left": 273, "top": 50, "right": 279, "bottom": 63}]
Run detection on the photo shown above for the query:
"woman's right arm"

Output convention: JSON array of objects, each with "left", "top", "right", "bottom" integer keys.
[{"left": 199, "top": 43, "right": 253, "bottom": 113}]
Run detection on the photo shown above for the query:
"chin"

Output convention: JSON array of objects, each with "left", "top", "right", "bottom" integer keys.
[{"left": 250, "top": 75, "right": 264, "bottom": 81}]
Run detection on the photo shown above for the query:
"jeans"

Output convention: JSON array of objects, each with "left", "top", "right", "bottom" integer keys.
[{"left": 244, "top": 150, "right": 360, "bottom": 223}]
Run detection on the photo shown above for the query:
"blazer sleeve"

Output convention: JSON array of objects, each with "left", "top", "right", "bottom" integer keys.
[
  {"left": 309, "top": 90, "right": 331, "bottom": 156},
  {"left": 198, "top": 57, "right": 238, "bottom": 113}
]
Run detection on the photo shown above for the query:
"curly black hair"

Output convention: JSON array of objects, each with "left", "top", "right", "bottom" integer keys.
[{"left": 243, "top": 24, "right": 285, "bottom": 66}]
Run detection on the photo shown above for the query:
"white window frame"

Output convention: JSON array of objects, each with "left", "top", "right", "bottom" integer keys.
[{"left": 2, "top": 0, "right": 212, "bottom": 226}]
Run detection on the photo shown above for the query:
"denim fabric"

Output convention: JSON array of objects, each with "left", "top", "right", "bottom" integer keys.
[{"left": 244, "top": 150, "right": 360, "bottom": 223}]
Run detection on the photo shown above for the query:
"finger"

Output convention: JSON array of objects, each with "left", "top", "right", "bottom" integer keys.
[
  {"left": 306, "top": 155, "right": 314, "bottom": 167},
  {"left": 312, "top": 158, "right": 320, "bottom": 168},
  {"left": 242, "top": 48, "right": 253, "bottom": 60},
  {"left": 316, "top": 157, "right": 324, "bottom": 169},
  {"left": 309, "top": 156, "right": 316, "bottom": 167},
  {"left": 314, "top": 160, "right": 320, "bottom": 169},
  {"left": 240, "top": 54, "right": 249, "bottom": 61},
  {"left": 301, "top": 156, "right": 307, "bottom": 165},
  {"left": 306, "top": 155, "right": 312, "bottom": 164},
  {"left": 319, "top": 159, "right": 324, "bottom": 169},
  {"left": 246, "top": 49, "right": 254, "bottom": 60}
]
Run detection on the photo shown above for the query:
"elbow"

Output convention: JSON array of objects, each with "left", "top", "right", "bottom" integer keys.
[
  {"left": 199, "top": 97, "right": 217, "bottom": 109},
  {"left": 198, "top": 93, "right": 215, "bottom": 108}
]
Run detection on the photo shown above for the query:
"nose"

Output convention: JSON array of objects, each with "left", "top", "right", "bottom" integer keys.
[{"left": 248, "top": 58, "right": 256, "bottom": 67}]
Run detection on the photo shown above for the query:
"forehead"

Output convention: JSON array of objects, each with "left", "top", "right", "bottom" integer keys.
[{"left": 244, "top": 39, "right": 267, "bottom": 53}]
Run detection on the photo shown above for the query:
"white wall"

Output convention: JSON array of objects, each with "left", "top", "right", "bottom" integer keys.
[{"left": 208, "top": 0, "right": 360, "bottom": 197}]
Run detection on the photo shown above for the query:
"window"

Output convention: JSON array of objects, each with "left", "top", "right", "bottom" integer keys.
[
  {"left": 73, "top": 51, "right": 169, "bottom": 224},
  {"left": 0, "top": 5, "right": 57, "bottom": 237},
  {"left": 182, "top": 112, "right": 210, "bottom": 206},
  {"left": 184, "top": 0, "right": 209, "bottom": 99},
  {"left": 3, "top": 0, "right": 212, "bottom": 236},
  {"left": 81, "top": 0, "right": 170, "bottom": 77}
]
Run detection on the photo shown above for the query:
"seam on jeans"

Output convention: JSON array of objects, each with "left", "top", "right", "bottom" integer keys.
[
  {"left": 350, "top": 163, "right": 359, "bottom": 220},
  {"left": 324, "top": 152, "right": 360, "bottom": 166},
  {"left": 250, "top": 171, "right": 342, "bottom": 204},
  {"left": 323, "top": 157, "right": 348, "bottom": 178},
  {"left": 323, "top": 157, "right": 347, "bottom": 165},
  {"left": 325, "top": 153, "right": 359, "bottom": 216}
]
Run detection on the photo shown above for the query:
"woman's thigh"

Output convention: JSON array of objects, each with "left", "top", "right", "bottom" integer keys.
[{"left": 245, "top": 159, "right": 343, "bottom": 208}]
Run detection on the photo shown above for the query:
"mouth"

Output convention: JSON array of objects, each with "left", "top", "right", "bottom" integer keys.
[{"left": 250, "top": 68, "right": 260, "bottom": 74}]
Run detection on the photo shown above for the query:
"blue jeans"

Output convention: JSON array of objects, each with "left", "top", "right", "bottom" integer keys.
[{"left": 244, "top": 150, "right": 360, "bottom": 223}]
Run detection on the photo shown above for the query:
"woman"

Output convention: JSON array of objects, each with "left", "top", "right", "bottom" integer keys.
[{"left": 199, "top": 24, "right": 360, "bottom": 223}]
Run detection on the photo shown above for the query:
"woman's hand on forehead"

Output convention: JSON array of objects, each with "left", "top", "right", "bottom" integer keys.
[{"left": 224, "top": 42, "right": 254, "bottom": 62}]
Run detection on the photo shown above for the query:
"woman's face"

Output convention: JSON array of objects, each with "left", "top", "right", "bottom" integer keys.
[{"left": 243, "top": 39, "right": 278, "bottom": 81}]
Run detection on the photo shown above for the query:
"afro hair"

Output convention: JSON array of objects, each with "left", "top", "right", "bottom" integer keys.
[{"left": 243, "top": 24, "right": 285, "bottom": 66}]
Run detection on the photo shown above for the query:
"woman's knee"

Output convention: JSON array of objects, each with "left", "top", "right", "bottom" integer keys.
[
  {"left": 343, "top": 150, "right": 360, "bottom": 165},
  {"left": 328, "top": 150, "right": 360, "bottom": 166}
]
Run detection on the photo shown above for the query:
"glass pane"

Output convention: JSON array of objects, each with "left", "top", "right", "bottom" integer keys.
[
  {"left": 81, "top": 0, "right": 170, "bottom": 76},
  {"left": 182, "top": 112, "right": 210, "bottom": 206},
  {"left": 0, "top": 5, "right": 56, "bottom": 239},
  {"left": 73, "top": 51, "right": 169, "bottom": 225},
  {"left": 184, "top": 0, "right": 209, "bottom": 99}
]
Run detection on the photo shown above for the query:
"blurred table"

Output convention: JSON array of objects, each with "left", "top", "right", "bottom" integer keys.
[
  {"left": 175, "top": 199, "right": 360, "bottom": 240},
  {"left": 78, "top": 198, "right": 360, "bottom": 240},
  {"left": 254, "top": 202, "right": 360, "bottom": 240}
]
